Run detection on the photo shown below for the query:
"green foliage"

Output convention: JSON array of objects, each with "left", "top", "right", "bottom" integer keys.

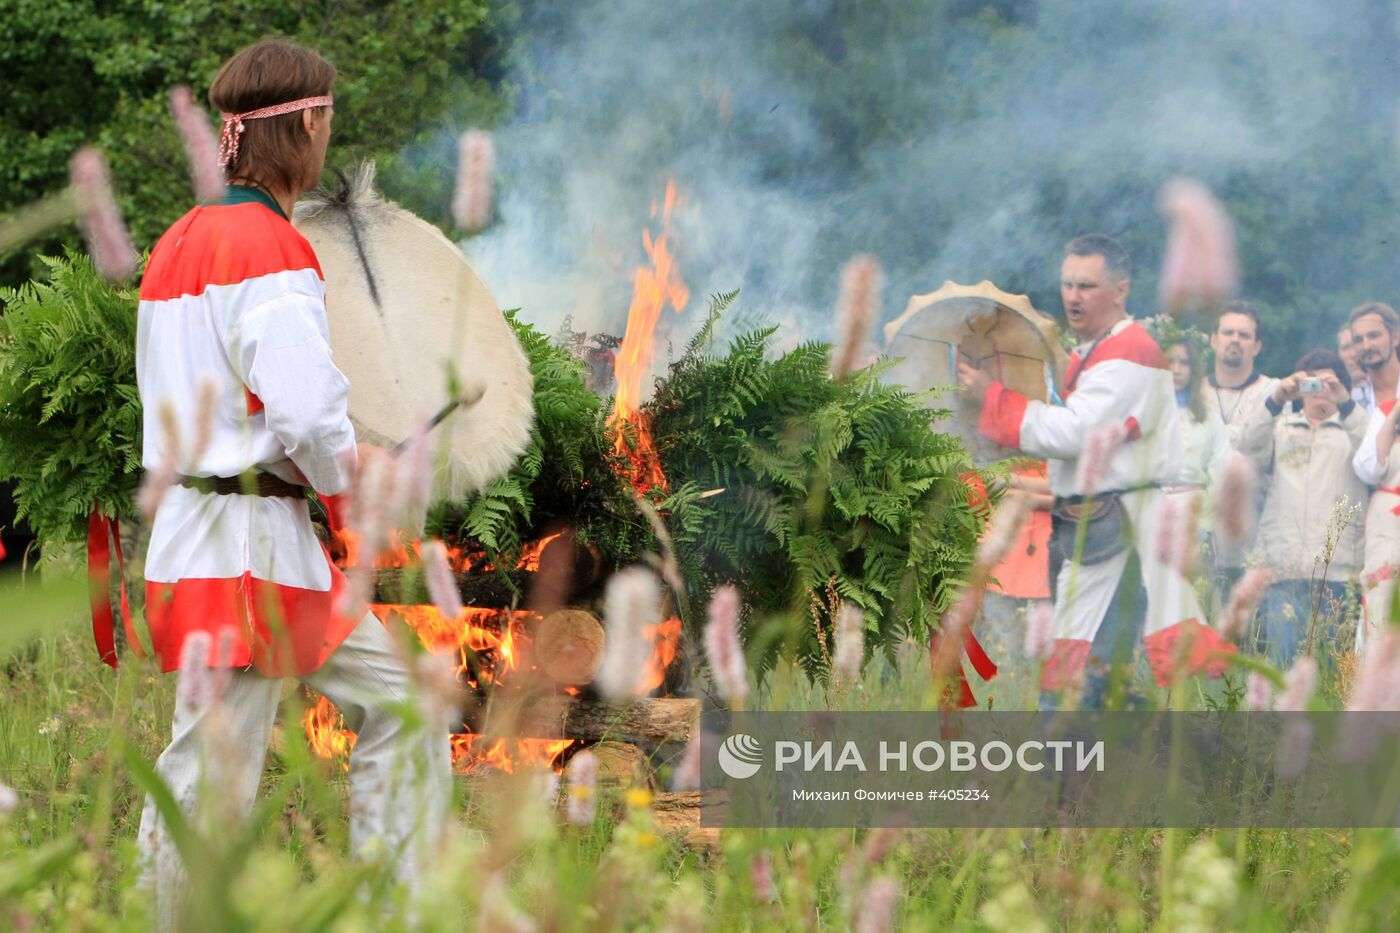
[
  {"left": 649, "top": 293, "right": 982, "bottom": 676},
  {"left": 430, "top": 311, "right": 644, "bottom": 569},
  {"left": 0, "top": 0, "right": 516, "bottom": 289},
  {"left": 0, "top": 250, "right": 141, "bottom": 546}
]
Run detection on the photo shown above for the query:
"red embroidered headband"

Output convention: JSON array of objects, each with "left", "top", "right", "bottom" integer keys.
[{"left": 217, "top": 95, "right": 334, "bottom": 168}]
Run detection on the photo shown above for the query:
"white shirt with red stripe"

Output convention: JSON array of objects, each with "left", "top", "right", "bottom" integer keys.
[
  {"left": 978, "top": 318, "right": 1181, "bottom": 498},
  {"left": 137, "top": 192, "right": 360, "bottom": 675}
]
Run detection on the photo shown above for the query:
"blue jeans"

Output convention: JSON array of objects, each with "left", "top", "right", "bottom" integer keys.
[{"left": 1258, "top": 579, "right": 1350, "bottom": 667}]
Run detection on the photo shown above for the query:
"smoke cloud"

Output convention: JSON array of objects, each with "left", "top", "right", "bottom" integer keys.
[{"left": 447, "top": 0, "right": 1400, "bottom": 375}]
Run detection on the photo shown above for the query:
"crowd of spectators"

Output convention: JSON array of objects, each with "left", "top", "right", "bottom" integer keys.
[{"left": 963, "top": 232, "right": 1400, "bottom": 697}]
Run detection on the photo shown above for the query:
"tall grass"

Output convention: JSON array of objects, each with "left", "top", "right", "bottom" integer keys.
[{"left": 4, "top": 582, "right": 1400, "bottom": 931}]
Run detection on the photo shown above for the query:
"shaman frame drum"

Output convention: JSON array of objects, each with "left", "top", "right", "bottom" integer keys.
[{"left": 883, "top": 280, "right": 1068, "bottom": 466}]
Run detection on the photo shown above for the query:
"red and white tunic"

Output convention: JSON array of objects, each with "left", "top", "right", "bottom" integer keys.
[
  {"left": 976, "top": 319, "right": 1233, "bottom": 687},
  {"left": 136, "top": 190, "right": 360, "bottom": 675}
]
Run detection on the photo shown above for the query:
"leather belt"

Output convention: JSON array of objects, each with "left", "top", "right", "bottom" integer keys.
[{"left": 177, "top": 473, "right": 306, "bottom": 498}]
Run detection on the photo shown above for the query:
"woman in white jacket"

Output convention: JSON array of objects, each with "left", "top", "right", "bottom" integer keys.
[{"left": 1238, "top": 349, "right": 1367, "bottom": 666}]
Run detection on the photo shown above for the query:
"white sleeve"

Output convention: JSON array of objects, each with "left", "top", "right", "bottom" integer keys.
[
  {"left": 1354, "top": 407, "right": 1388, "bottom": 486},
  {"left": 227, "top": 292, "right": 358, "bottom": 495},
  {"left": 1235, "top": 394, "right": 1278, "bottom": 467},
  {"left": 1018, "top": 359, "right": 1150, "bottom": 460}
]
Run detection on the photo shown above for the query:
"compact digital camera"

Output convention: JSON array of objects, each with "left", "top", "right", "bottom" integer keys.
[{"left": 1298, "top": 376, "right": 1325, "bottom": 394}]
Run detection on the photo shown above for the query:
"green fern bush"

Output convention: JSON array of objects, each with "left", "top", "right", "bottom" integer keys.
[
  {"left": 0, "top": 250, "right": 142, "bottom": 548},
  {"left": 648, "top": 293, "right": 983, "bottom": 675},
  {"left": 429, "top": 311, "right": 645, "bottom": 569}
]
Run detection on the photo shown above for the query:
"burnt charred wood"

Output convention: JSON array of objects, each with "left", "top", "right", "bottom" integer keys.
[
  {"left": 508, "top": 696, "right": 699, "bottom": 745},
  {"left": 371, "top": 567, "right": 529, "bottom": 608},
  {"left": 368, "top": 536, "right": 607, "bottom": 609}
]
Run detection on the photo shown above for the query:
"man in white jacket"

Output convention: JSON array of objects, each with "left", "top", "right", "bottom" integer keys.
[
  {"left": 1353, "top": 367, "right": 1400, "bottom": 647},
  {"left": 959, "top": 235, "right": 1234, "bottom": 705}
]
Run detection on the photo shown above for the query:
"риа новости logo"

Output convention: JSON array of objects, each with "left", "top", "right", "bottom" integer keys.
[{"left": 717, "top": 733, "right": 763, "bottom": 779}]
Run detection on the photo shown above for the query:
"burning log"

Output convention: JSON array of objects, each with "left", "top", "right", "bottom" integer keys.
[
  {"left": 369, "top": 534, "right": 605, "bottom": 608},
  {"left": 371, "top": 566, "right": 529, "bottom": 608},
  {"left": 507, "top": 695, "right": 698, "bottom": 745},
  {"left": 533, "top": 609, "right": 605, "bottom": 685}
]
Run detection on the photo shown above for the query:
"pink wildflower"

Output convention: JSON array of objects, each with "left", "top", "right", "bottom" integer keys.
[
  {"left": 452, "top": 130, "right": 495, "bottom": 233},
  {"left": 1277, "top": 656, "right": 1318, "bottom": 712},
  {"left": 69, "top": 148, "right": 137, "bottom": 280},
  {"left": 975, "top": 490, "right": 1031, "bottom": 573},
  {"left": 1214, "top": 453, "right": 1257, "bottom": 548},
  {"left": 1275, "top": 715, "right": 1313, "bottom": 781},
  {"left": 176, "top": 631, "right": 213, "bottom": 711},
  {"left": 169, "top": 86, "right": 225, "bottom": 203},
  {"left": 1155, "top": 494, "right": 1202, "bottom": 576},
  {"left": 190, "top": 376, "right": 218, "bottom": 464},
  {"left": 1024, "top": 601, "right": 1055, "bottom": 661},
  {"left": 565, "top": 750, "right": 598, "bottom": 827},
  {"left": 855, "top": 876, "right": 899, "bottom": 933},
  {"left": 1275, "top": 657, "right": 1318, "bottom": 780},
  {"left": 831, "top": 254, "right": 883, "bottom": 379},
  {"left": 751, "top": 850, "right": 777, "bottom": 903},
  {"left": 1157, "top": 178, "right": 1239, "bottom": 315},
  {"left": 1076, "top": 422, "right": 1128, "bottom": 497},
  {"left": 671, "top": 732, "right": 702, "bottom": 792},
  {"left": 1339, "top": 627, "right": 1400, "bottom": 760},
  {"left": 1245, "top": 672, "right": 1274, "bottom": 711},
  {"left": 704, "top": 584, "right": 748, "bottom": 704},
  {"left": 0, "top": 782, "right": 17, "bottom": 815},
  {"left": 422, "top": 539, "right": 464, "bottom": 620},
  {"left": 1217, "top": 568, "right": 1273, "bottom": 640},
  {"left": 398, "top": 412, "right": 439, "bottom": 534},
  {"left": 597, "top": 566, "right": 662, "bottom": 700},
  {"left": 862, "top": 827, "right": 903, "bottom": 865},
  {"left": 833, "top": 603, "right": 865, "bottom": 685},
  {"left": 931, "top": 588, "right": 980, "bottom": 678},
  {"left": 137, "top": 461, "right": 177, "bottom": 523},
  {"left": 1348, "top": 627, "right": 1400, "bottom": 712}
]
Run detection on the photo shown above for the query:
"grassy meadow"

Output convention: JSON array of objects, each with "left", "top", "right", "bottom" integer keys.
[{"left": 2, "top": 573, "right": 1398, "bottom": 932}]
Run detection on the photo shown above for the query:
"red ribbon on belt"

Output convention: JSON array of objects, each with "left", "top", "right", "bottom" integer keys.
[
  {"left": 930, "top": 628, "right": 999, "bottom": 710},
  {"left": 87, "top": 506, "right": 141, "bottom": 667}
]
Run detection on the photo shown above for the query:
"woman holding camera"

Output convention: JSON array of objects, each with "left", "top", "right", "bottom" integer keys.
[{"left": 1237, "top": 349, "right": 1367, "bottom": 666}]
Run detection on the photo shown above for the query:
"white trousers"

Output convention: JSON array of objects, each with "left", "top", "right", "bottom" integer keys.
[
  {"left": 136, "top": 612, "right": 453, "bottom": 926},
  {"left": 1055, "top": 488, "right": 1206, "bottom": 644}
]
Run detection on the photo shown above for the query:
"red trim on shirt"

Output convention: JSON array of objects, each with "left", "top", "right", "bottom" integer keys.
[
  {"left": 145, "top": 560, "right": 361, "bottom": 677},
  {"left": 1065, "top": 322, "right": 1168, "bottom": 398},
  {"left": 979, "top": 381, "right": 1028, "bottom": 448},
  {"left": 139, "top": 203, "right": 322, "bottom": 303}
]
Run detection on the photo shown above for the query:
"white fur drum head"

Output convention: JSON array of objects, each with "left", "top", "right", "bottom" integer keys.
[{"left": 295, "top": 165, "right": 534, "bottom": 498}]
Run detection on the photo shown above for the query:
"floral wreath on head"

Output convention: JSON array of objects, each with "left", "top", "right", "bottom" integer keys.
[{"left": 1142, "top": 313, "right": 1210, "bottom": 363}]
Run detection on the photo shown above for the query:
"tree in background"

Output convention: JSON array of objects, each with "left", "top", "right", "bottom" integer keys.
[{"left": 0, "top": 0, "right": 518, "bottom": 289}]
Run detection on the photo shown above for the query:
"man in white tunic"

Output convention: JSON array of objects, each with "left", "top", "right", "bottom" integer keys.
[
  {"left": 132, "top": 40, "right": 450, "bottom": 927},
  {"left": 959, "top": 235, "right": 1234, "bottom": 705}
]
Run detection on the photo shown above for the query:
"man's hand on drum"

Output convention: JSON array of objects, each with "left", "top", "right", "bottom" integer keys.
[{"left": 956, "top": 357, "right": 992, "bottom": 402}]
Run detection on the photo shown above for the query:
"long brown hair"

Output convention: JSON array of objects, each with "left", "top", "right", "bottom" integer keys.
[
  {"left": 1167, "top": 338, "right": 1209, "bottom": 423},
  {"left": 209, "top": 39, "right": 335, "bottom": 196}
]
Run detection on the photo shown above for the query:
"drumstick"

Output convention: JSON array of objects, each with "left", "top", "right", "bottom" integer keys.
[{"left": 389, "top": 382, "right": 486, "bottom": 457}]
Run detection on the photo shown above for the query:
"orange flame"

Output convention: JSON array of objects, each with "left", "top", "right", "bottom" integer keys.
[
  {"left": 610, "top": 180, "right": 688, "bottom": 495},
  {"left": 451, "top": 734, "right": 574, "bottom": 774},
  {"left": 638, "top": 616, "right": 683, "bottom": 693}
]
